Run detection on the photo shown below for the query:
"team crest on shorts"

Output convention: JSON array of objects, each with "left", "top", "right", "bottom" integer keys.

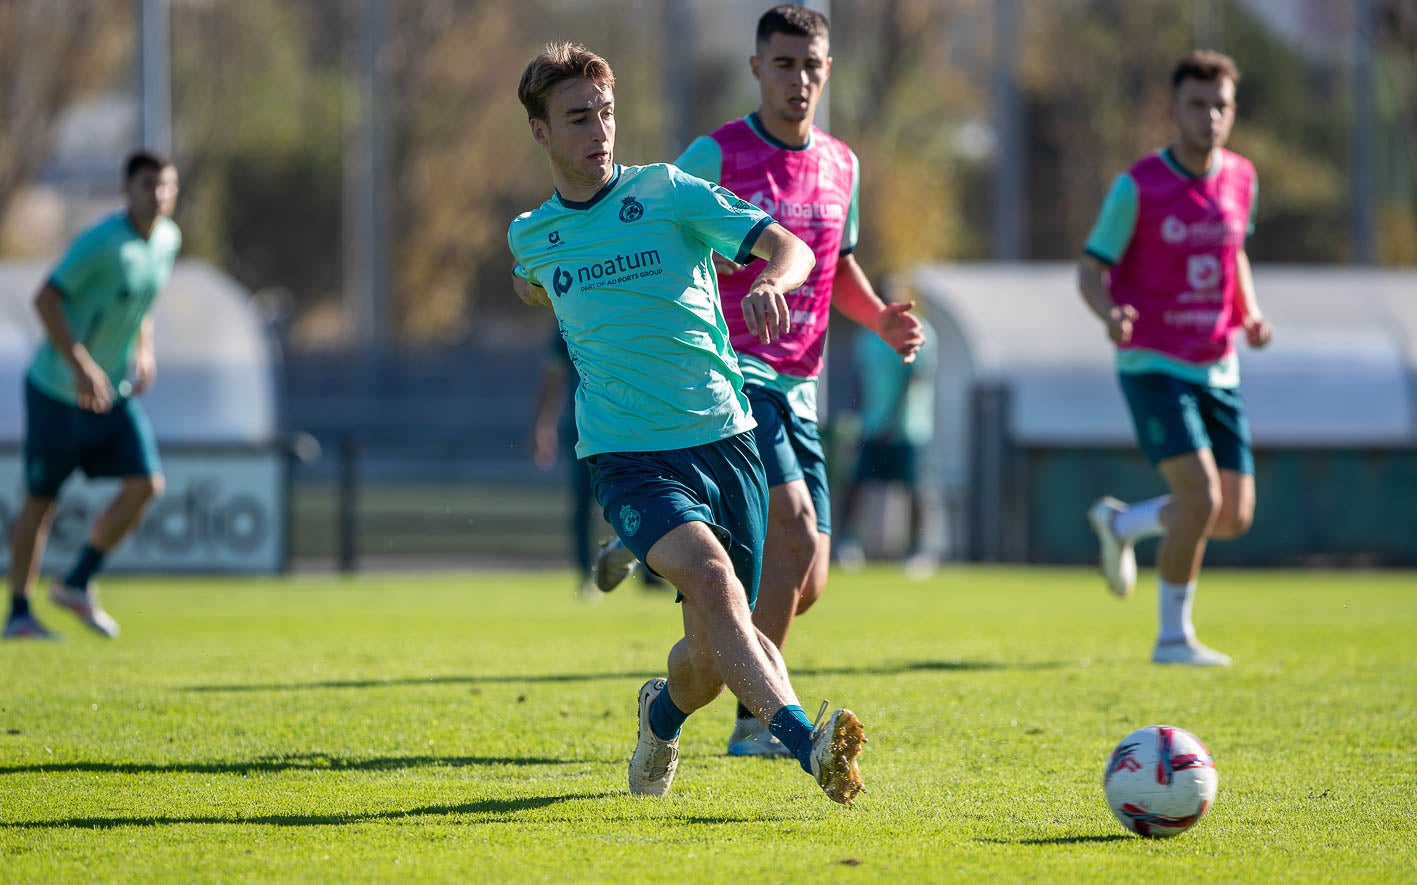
[{"left": 618, "top": 504, "right": 642, "bottom": 537}]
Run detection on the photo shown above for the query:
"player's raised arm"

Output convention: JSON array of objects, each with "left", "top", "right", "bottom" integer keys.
[{"left": 741, "top": 222, "right": 814, "bottom": 345}]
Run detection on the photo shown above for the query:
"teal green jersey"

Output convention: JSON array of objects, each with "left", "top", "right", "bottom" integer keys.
[
  {"left": 28, "top": 212, "right": 182, "bottom": 405},
  {"left": 508, "top": 164, "right": 773, "bottom": 458},
  {"left": 855, "top": 318, "right": 937, "bottom": 445}
]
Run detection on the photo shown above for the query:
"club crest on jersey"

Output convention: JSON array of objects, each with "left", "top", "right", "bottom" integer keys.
[
  {"left": 618, "top": 196, "right": 644, "bottom": 223},
  {"left": 618, "top": 505, "right": 642, "bottom": 537}
]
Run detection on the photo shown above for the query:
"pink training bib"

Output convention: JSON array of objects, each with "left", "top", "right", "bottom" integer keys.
[
  {"left": 711, "top": 118, "right": 856, "bottom": 379},
  {"left": 1110, "top": 149, "right": 1255, "bottom": 365}
]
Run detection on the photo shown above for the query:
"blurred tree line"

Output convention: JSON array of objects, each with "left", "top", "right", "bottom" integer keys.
[{"left": 0, "top": 0, "right": 1413, "bottom": 349}]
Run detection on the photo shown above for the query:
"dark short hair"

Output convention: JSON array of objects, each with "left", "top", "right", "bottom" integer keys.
[
  {"left": 124, "top": 149, "right": 174, "bottom": 182},
  {"left": 517, "top": 41, "right": 615, "bottom": 122},
  {"left": 756, "top": 4, "right": 830, "bottom": 47},
  {"left": 1170, "top": 50, "right": 1241, "bottom": 92}
]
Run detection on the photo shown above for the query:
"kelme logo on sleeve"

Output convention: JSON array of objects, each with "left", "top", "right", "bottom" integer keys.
[{"left": 618, "top": 196, "right": 644, "bottom": 223}]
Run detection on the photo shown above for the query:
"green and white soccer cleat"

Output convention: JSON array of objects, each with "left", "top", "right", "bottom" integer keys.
[
  {"left": 1088, "top": 496, "right": 1136, "bottom": 598},
  {"left": 628, "top": 678, "right": 679, "bottom": 796},
  {"left": 1152, "top": 638, "right": 1232, "bottom": 667},
  {"left": 592, "top": 537, "right": 639, "bottom": 593},
  {"left": 48, "top": 581, "right": 120, "bottom": 638}
]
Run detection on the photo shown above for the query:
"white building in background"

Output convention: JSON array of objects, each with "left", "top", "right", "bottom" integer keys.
[{"left": 908, "top": 263, "right": 1417, "bottom": 562}]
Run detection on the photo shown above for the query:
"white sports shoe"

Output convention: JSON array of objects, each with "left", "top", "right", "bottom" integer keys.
[
  {"left": 809, "top": 707, "right": 867, "bottom": 806},
  {"left": 1088, "top": 496, "right": 1136, "bottom": 598},
  {"left": 628, "top": 678, "right": 679, "bottom": 796},
  {"left": 1151, "top": 638, "right": 1232, "bottom": 667},
  {"left": 48, "top": 581, "right": 120, "bottom": 638},
  {"left": 726, "top": 716, "right": 792, "bottom": 758},
  {"left": 592, "top": 537, "right": 639, "bottom": 593}
]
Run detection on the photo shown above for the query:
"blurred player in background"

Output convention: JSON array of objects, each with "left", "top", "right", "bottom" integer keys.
[
  {"left": 5, "top": 150, "right": 180, "bottom": 641},
  {"left": 508, "top": 41, "right": 865, "bottom": 804},
  {"left": 638, "top": 3, "right": 925, "bottom": 757},
  {"left": 1078, "top": 50, "right": 1272, "bottom": 667},
  {"left": 529, "top": 324, "right": 596, "bottom": 585},
  {"left": 836, "top": 303, "right": 938, "bottom": 578}
]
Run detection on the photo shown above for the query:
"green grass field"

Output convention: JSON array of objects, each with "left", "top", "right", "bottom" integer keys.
[{"left": 2, "top": 566, "right": 1413, "bottom": 882}]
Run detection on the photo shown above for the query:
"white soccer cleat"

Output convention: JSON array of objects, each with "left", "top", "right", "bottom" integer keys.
[
  {"left": 592, "top": 537, "right": 639, "bottom": 593},
  {"left": 726, "top": 716, "right": 792, "bottom": 758},
  {"left": 809, "top": 706, "right": 867, "bottom": 806},
  {"left": 1088, "top": 497, "right": 1136, "bottom": 598},
  {"left": 47, "top": 581, "right": 120, "bottom": 638},
  {"left": 1151, "top": 638, "right": 1232, "bottom": 667},
  {"left": 628, "top": 678, "right": 679, "bottom": 796}
]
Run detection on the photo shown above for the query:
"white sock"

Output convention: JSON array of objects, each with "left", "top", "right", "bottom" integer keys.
[
  {"left": 1115, "top": 495, "right": 1169, "bottom": 543},
  {"left": 1157, "top": 578, "right": 1197, "bottom": 643}
]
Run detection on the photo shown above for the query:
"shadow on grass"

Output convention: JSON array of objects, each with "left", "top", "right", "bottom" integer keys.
[
  {"left": 981, "top": 835, "right": 1132, "bottom": 845},
  {"left": 0, "top": 791, "right": 617, "bottom": 830},
  {"left": 183, "top": 659, "right": 1070, "bottom": 694},
  {"left": 0, "top": 752, "right": 580, "bottom": 776}
]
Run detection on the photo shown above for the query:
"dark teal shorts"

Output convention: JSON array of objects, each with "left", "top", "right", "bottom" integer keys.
[
  {"left": 23, "top": 377, "right": 162, "bottom": 498},
  {"left": 587, "top": 430, "right": 768, "bottom": 607},
  {"left": 745, "top": 384, "right": 831, "bottom": 535},
  {"left": 1118, "top": 372, "right": 1254, "bottom": 474},
  {"left": 854, "top": 438, "right": 919, "bottom": 485}
]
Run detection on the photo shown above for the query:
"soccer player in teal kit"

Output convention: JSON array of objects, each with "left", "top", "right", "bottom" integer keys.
[
  {"left": 6, "top": 150, "right": 180, "bottom": 640},
  {"left": 508, "top": 42, "right": 866, "bottom": 804}
]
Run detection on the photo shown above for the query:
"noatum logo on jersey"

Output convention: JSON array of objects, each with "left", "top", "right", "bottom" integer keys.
[
  {"left": 748, "top": 191, "right": 844, "bottom": 224},
  {"left": 552, "top": 248, "right": 664, "bottom": 296}
]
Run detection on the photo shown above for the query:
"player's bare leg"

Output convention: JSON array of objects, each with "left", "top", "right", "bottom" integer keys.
[
  {"left": 49, "top": 475, "right": 161, "bottom": 639},
  {"left": 731, "top": 480, "right": 818, "bottom": 757},
  {"left": 4, "top": 497, "right": 60, "bottom": 640},
  {"left": 633, "top": 521, "right": 865, "bottom": 804},
  {"left": 1151, "top": 450, "right": 1230, "bottom": 666}
]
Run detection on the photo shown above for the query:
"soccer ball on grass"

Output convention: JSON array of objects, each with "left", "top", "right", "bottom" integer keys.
[{"left": 1103, "top": 724, "right": 1218, "bottom": 838}]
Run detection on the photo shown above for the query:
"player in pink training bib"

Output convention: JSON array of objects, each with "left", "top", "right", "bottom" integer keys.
[
  {"left": 660, "top": 4, "right": 924, "bottom": 758},
  {"left": 1077, "top": 50, "right": 1274, "bottom": 668}
]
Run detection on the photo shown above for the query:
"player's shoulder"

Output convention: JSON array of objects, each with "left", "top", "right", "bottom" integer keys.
[
  {"left": 508, "top": 195, "right": 561, "bottom": 237},
  {"left": 707, "top": 117, "right": 752, "bottom": 141},
  {"left": 1219, "top": 148, "right": 1256, "bottom": 177},
  {"left": 154, "top": 216, "right": 182, "bottom": 250},
  {"left": 62, "top": 212, "right": 129, "bottom": 258},
  {"left": 1127, "top": 149, "right": 1168, "bottom": 177},
  {"left": 634, "top": 162, "right": 708, "bottom": 194}
]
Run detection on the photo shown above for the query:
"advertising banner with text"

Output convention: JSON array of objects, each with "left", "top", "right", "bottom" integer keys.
[{"left": 0, "top": 448, "right": 286, "bottom": 574}]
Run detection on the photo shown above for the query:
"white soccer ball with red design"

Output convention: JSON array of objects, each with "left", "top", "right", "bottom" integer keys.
[{"left": 1103, "top": 724, "right": 1218, "bottom": 837}]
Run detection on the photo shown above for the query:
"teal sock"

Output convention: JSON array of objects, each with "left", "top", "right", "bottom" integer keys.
[
  {"left": 648, "top": 683, "right": 689, "bottom": 741},
  {"left": 64, "top": 544, "right": 106, "bottom": 591},
  {"left": 769, "top": 705, "right": 816, "bottom": 774}
]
